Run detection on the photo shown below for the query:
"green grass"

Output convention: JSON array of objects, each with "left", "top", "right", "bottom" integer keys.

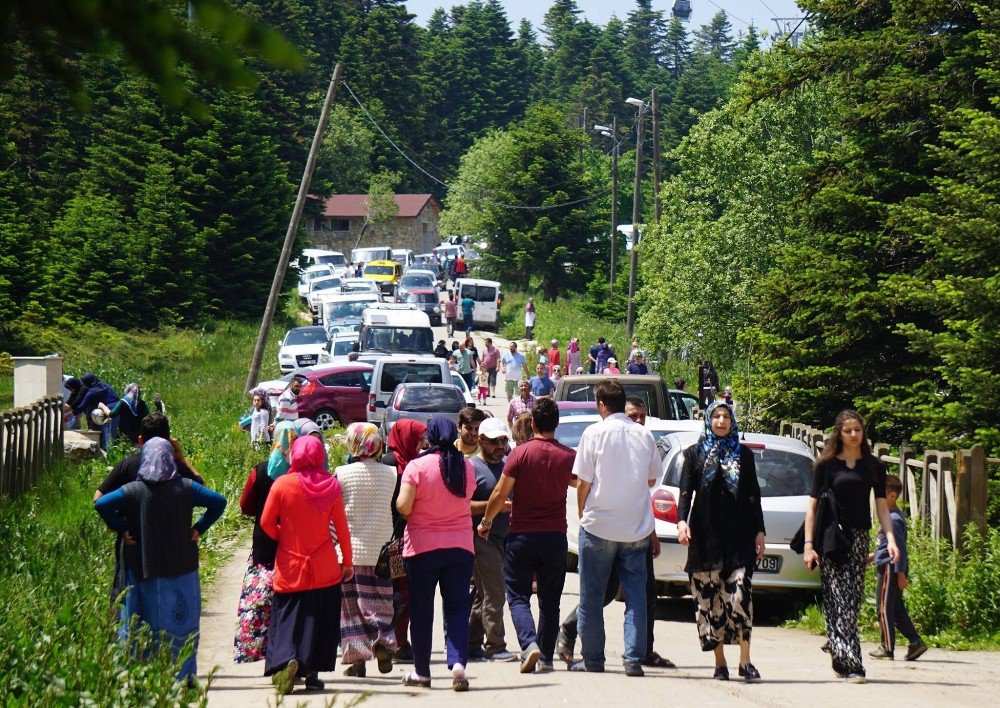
[{"left": 0, "top": 296, "right": 303, "bottom": 703}]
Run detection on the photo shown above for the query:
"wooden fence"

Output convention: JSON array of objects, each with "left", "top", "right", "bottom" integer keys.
[
  {"left": 778, "top": 420, "right": 996, "bottom": 550},
  {"left": 0, "top": 396, "right": 64, "bottom": 500}
]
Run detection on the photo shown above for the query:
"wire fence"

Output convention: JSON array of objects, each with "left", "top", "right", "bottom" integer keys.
[{"left": 0, "top": 396, "right": 64, "bottom": 500}]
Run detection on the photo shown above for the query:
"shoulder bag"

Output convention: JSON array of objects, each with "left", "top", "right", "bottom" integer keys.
[
  {"left": 375, "top": 517, "right": 407, "bottom": 580},
  {"left": 790, "top": 461, "right": 851, "bottom": 562}
]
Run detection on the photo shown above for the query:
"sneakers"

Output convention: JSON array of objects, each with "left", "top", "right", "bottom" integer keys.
[
  {"left": 537, "top": 662, "right": 555, "bottom": 673},
  {"left": 869, "top": 646, "right": 894, "bottom": 660},
  {"left": 468, "top": 648, "right": 487, "bottom": 662},
  {"left": 845, "top": 673, "right": 867, "bottom": 684},
  {"left": 520, "top": 643, "right": 541, "bottom": 673},
  {"left": 905, "top": 641, "right": 928, "bottom": 661},
  {"left": 624, "top": 663, "right": 645, "bottom": 677},
  {"left": 738, "top": 663, "right": 761, "bottom": 682},
  {"left": 487, "top": 649, "right": 518, "bottom": 662},
  {"left": 568, "top": 660, "right": 604, "bottom": 673}
]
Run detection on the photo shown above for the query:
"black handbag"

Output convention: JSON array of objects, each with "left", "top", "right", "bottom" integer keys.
[
  {"left": 790, "top": 462, "right": 851, "bottom": 562},
  {"left": 375, "top": 517, "right": 406, "bottom": 580}
]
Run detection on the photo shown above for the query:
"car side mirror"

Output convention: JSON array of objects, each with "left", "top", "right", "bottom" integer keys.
[{"left": 278, "top": 339, "right": 284, "bottom": 347}]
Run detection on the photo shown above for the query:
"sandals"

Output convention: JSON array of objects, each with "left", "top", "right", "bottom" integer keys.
[
  {"left": 373, "top": 643, "right": 394, "bottom": 674},
  {"left": 343, "top": 661, "right": 366, "bottom": 677},
  {"left": 642, "top": 652, "right": 676, "bottom": 669},
  {"left": 556, "top": 630, "right": 574, "bottom": 664}
]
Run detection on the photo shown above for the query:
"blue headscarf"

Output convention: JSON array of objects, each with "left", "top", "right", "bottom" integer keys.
[
  {"left": 123, "top": 382, "right": 142, "bottom": 416},
  {"left": 267, "top": 422, "right": 298, "bottom": 480},
  {"left": 422, "top": 417, "right": 466, "bottom": 498},
  {"left": 699, "top": 401, "right": 741, "bottom": 496},
  {"left": 136, "top": 437, "right": 178, "bottom": 484}
]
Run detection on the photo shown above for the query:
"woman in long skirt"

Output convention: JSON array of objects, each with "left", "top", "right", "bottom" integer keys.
[
  {"left": 94, "top": 438, "right": 226, "bottom": 682},
  {"left": 233, "top": 421, "right": 297, "bottom": 663},
  {"left": 676, "top": 402, "right": 765, "bottom": 681},
  {"left": 261, "top": 435, "right": 353, "bottom": 694},
  {"left": 336, "top": 423, "right": 399, "bottom": 676}
]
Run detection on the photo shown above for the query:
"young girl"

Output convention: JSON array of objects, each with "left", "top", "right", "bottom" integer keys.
[
  {"left": 242, "top": 394, "right": 271, "bottom": 447},
  {"left": 475, "top": 366, "right": 490, "bottom": 404}
]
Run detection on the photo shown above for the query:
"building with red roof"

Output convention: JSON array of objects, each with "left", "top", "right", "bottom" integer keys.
[{"left": 306, "top": 194, "right": 441, "bottom": 254}]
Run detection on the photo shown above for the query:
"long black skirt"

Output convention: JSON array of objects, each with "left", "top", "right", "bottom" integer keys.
[{"left": 264, "top": 584, "right": 342, "bottom": 677}]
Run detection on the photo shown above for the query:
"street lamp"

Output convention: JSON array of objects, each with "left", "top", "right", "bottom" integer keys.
[
  {"left": 594, "top": 120, "right": 620, "bottom": 293},
  {"left": 625, "top": 97, "right": 648, "bottom": 338}
]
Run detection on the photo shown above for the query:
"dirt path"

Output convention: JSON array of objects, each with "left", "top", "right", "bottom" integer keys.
[{"left": 197, "top": 326, "right": 1000, "bottom": 705}]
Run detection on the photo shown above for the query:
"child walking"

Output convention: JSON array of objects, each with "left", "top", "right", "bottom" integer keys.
[
  {"left": 475, "top": 365, "right": 489, "bottom": 404},
  {"left": 869, "top": 474, "right": 927, "bottom": 661},
  {"left": 242, "top": 394, "right": 271, "bottom": 448}
]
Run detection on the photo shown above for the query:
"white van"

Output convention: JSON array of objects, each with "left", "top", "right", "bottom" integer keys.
[
  {"left": 351, "top": 246, "right": 392, "bottom": 264},
  {"left": 367, "top": 355, "right": 451, "bottom": 425},
  {"left": 299, "top": 248, "right": 347, "bottom": 271},
  {"left": 391, "top": 248, "right": 415, "bottom": 269},
  {"left": 360, "top": 305, "right": 435, "bottom": 356},
  {"left": 456, "top": 277, "right": 503, "bottom": 331},
  {"left": 321, "top": 293, "right": 380, "bottom": 330}
]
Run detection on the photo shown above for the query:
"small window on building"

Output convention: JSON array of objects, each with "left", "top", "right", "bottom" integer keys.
[
  {"left": 313, "top": 217, "right": 325, "bottom": 231},
  {"left": 331, "top": 218, "right": 350, "bottom": 232}
]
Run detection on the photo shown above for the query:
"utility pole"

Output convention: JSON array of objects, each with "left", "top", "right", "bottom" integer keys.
[
  {"left": 610, "top": 116, "right": 619, "bottom": 293},
  {"left": 244, "top": 63, "right": 343, "bottom": 395},
  {"left": 652, "top": 87, "right": 662, "bottom": 224},
  {"left": 627, "top": 99, "right": 645, "bottom": 338}
]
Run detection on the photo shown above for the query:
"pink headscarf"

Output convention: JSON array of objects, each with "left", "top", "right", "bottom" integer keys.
[
  {"left": 568, "top": 338, "right": 579, "bottom": 354},
  {"left": 290, "top": 436, "right": 342, "bottom": 513}
]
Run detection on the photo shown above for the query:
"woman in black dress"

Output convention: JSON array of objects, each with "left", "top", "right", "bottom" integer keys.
[
  {"left": 802, "top": 410, "right": 898, "bottom": 683},
  {"left": 677, "top": 401, "right": 765, "bottom": 681}
]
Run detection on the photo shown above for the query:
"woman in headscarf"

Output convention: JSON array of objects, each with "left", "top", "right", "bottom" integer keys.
[
  {"left": 395, "top": 417, "right": 476, "bottom": 692},
  {"left": 336, "top": 423, "right": 399, "bottom": 677},
  {"left": 566, "top": 338, "right": 582, "bottom": 376},
  {"left": 233, "top": 422, "right": 297, "bottom": 664},
  {"left": 99, "top": 382, "right": 150, "bottom": 445},
  {"left": 262, "top": 435, "right": 353, "bottom": 694},
  {"left": 94, "top": 438, "right": 226, "bottom": 682},
  {"left": 383, "top": 419, "right": 427, "bottom": 661},
  {"left": 73, "top": 373, "right": 120, "bottom": 451},
  {"left": 64, "top": 377, "right": 85, "bottom": 428},
  {"left": 676, "top": 402, "right": 765, "bottom": 682}
]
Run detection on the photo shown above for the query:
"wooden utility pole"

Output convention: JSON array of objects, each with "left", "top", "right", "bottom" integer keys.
[
  {"left": 609, "top": 115, "right": 619, "bottom": 293},
  {"left": 244, "top": 63, "right": 343, "bottom": 395},
  {"left": 652, "top": 87, "right": 662, "bottom": 224},
  {"left": 627, "top": 103, "right": 645, "bottom": 338}
]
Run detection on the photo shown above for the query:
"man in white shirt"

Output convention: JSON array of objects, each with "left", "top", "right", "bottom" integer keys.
[
  {"left": 276, "top": 377, "right": 303, "bottom": 422},
  {"left": 500, "top": 341, "right": 527, "bottom": 401},
  {"left": 571, "top": 380, "right": 660, "bottom": 677}
]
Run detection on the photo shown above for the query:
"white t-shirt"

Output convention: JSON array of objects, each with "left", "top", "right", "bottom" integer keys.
[
  {"left": 501, "top": 351, "right": 527, "bottom": 381},
  {"left": 525, "top": 309, "right": 536, "bottom": 327},
  {"left": 573, "top": 412, "right": 660, "bottom": 542}
]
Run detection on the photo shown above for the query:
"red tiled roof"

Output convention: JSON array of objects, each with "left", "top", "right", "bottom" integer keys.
[{"left": 320, "top": 194, "right": 439, "bottom": 218}]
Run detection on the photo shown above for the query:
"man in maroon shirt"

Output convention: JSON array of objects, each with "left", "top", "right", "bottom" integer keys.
[{"left": 479, "top": 398, "right": 577, "bottom": 675}]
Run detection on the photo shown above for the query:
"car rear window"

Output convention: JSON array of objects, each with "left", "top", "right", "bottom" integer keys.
[
  {"left": 661, "top": 445, "right": 813, "bottom": 497},
  {"left": 311, "top": 278, "right": 341, "bottom": 292},
  {"left": 332, "top": 340, "right": 355, "bottom": 356},
  {"left": 401, "top": 275, "right": 433, "bottom": 287},
  {"left": 562, "top": 382, "right": 663, "bottom": 418},
  {"left": 554, "top": 420, "right": 597, "bottom": 449},
  {"left": 398, "top": 387, "right": 464, "bottom": 413},
  {"left": 379, "top": 363, "right": 444, "bottom": 392},
  {"left": 460, "top": 284, "right": 497, "bottom": 302}
]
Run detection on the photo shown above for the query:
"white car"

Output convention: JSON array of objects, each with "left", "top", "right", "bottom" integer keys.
[
  {"left": 297, "top": 265, "right": 335, "bottom": 300},
  {"left": 326, "top": 333, "right": 360, "bottom": 363},
  {"left": 307, "top": 275, "right": 343, "bottom": 312},
  {"left": 451, "top": 371, "right": 477, "bottom": 407},
  {"left": 278, "top": 326, "right": 331, "bottom": 373},
  {"left": 339, "top": 278, "right": 381, "bottom": 295}
]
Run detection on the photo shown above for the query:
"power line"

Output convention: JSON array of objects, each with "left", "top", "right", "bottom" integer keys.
[
  {"left": 701, "top": 0, "right": 751, "bottom": 27},
  {"left": 342, "top": 81, "right": 609, "bottom": 212}
]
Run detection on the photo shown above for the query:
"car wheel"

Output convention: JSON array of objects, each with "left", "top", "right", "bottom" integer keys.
[{"left": 313, "top": 408, "right": 340, "bottom": 430}]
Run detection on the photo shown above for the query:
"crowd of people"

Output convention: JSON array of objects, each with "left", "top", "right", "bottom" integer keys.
[{"left": 64, "top": 373, "right": 164, "bottom": 451}]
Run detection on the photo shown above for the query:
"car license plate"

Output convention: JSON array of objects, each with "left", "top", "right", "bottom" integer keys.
[
  {"left": 298, "top": 356, "right": 316, "bottom": 365},
  {"left": 755, "top": 555, "right": 781, "bottom": 574}
]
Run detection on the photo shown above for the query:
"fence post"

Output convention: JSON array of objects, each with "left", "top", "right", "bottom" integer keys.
[
  {"left": 30, "top": 403, "right": 41, "bottom": 489},
  {"left": 956, "top": 445, "right": 987, "bottom": 551},
  {"left": 0, "top": 412, "right": 8, "bottom": 498},
  {"left": 938, "top": 452, "right": 956, "bottom": 547},
  {"left": 779, "top": 420, "right": 792, "bottom": 438},
  {"left": 55, "top": 395, "right": 64, "bottom": 461}
]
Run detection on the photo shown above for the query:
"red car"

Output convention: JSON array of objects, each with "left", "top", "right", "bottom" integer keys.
[{"left": 295, "top": 363, "right": 374, "bottom": 430}]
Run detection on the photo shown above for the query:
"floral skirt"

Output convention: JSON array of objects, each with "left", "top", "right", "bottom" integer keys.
[
  {"left": 233, "top": 555, "right": 274, "bottom": 663},
  {"left": 340, "top": 565, "right": 396, "bottom": 664},
  {"left": 690, "top": 567, "right": 752, "bottom": 651}
]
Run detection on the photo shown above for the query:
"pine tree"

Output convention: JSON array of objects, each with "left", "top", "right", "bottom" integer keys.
[
  {"left": 662, "top": 17, "right": 691, "bottom": 79},
  {"left": 693, "top": 10, "right": 735, "bottom": 61},
  {"left": 623, "top": 0, "right": 667, "bottom": 93}
]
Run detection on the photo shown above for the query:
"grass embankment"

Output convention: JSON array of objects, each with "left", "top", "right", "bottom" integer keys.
[{"left": 0, "top": 297, "right": 301, "bottom": 703}]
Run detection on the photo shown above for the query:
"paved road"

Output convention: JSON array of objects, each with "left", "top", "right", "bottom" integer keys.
[{"left": 199, "top": 325, "right": 999, "bottom": 705}]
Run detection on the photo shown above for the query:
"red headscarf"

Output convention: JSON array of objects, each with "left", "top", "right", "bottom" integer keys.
[
  {"left": 387, "top": 419, "right": 427, "bottom": 475},
  {"left": 290, "top": 435, "right": 342, "bottom": 513}
]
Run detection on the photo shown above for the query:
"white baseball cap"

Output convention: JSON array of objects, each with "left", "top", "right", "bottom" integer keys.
[{"left": 479, "top": 417, "right": 510, "bottom": 439}]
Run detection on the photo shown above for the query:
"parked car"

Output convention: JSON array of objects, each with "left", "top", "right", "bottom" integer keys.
[
  {"left": 362, "top": 260, "right": 403, "bottom": 298},
  {"left": 554, "top": 374, "right": 679, "bottom": 420},
  {"left": 671, "top": 389, "right": 700, "bottom": 419},
  {"left": 391, "top": 248, "right": 414, "bottom": 269},
  {"left": 339, "top": 278, "right": 381, "bottom": 295},
  {"left": 297, "top": 248, "right": 347, "bottom": 271},
  {"left": 410, "top": 258, "right": 445, "bottom": 288},
  {"left": 367, "top": 355, "right": 450, "bottom": 426},
  {"left": 382, "top": 382, "right": 466, "bottom": 437},
  {"left": 396, "top": 272, "right": 437, "bottom": 301},
  {"left": 278, "top": 326, "right": 331, "bottom": 373},
  {"left": 451, "top": 371, "right": 477, "bottom": 407},
  {"left": 399, "top": 289, "right": 442, "bottom": 326},
  {"left": 256, "top": 369, "right": 311, "bottom": 412},
  {"left": 307, "top": 275, "right": 343, "bottom": 313},
  {"left": 297, "top": 265, "right": 336, "bottom": 300},
  {"left": 351, "top": 246, "right": 392, "bottom": 264},
  {"left": 321, "top": 293, "right": 380, "bottom": 331},
  {"left": 326, "top": 333, "right": 360, "bottom": 363},
  {"left": 294, "top": 363, "right": 374, "bottom": 430}
]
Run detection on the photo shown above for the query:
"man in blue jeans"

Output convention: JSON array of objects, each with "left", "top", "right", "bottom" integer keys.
[
  {"left": 572, "top": 379, "right": 661, "bottom": 676},
  {"left": 478, "top": 398, "right": 577, "bottom": 674}
]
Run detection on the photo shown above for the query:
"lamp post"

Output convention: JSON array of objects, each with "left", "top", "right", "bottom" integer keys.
[
  {"left": 594, "top": 118, "right": 619, "bottom": 293},
  {"left": 625, "top": 96, "right": 647, "bottom": 338}
]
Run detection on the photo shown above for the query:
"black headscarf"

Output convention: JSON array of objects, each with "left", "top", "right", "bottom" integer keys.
[{"left": 422, "top": 417, "right": 466, "bottom": 498}]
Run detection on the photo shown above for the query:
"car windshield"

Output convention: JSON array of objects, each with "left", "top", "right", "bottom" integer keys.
[
  {"left": 363, "top": 327, "right": 434, "bottom": 353},
  {"left": 661, "top": 445, "right": 814, "bottom": 497},
  {"left": 301, "top": 270, "right": 328, "bottom": 283},
  {"left": 401, "top": 275, "right": 433, "bottom": 288},
  {"left": 398, "top": 387, "right": 464, "bottom": 413},
  {"left": 332, "top": 340, "right": 356, "bottom": 355},
  {"left": 554, "top": 420, "right": 598, "bottom": 450},
  {"left": 364, "top": 265, "right": 395, "bottom": 276},
  {"left": 406, "top": 292, "right": 437, "bottom": 304},
  {"left": 325, "top": 300, "right": 375, "bottom": 322},
  {"left": 311, "top": 278, "right": 341, "bottom": 292},
  {"left": 563, "top": 382, "right": 662, "bottom": 418},
  {"left": 460, "top": 284, "right": 497, "bottom": 302},
  {"left": 317, "top": 254, "right": 346, "bottom": 266},
  {"left": 285, "top": 329, "right": 328, "bottom": 345}
]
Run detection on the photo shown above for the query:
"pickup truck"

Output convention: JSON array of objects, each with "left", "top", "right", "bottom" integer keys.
[{"left": 553, "top": 374, "right": 698, "bottom": 421}]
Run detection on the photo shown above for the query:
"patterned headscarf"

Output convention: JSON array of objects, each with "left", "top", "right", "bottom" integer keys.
[
  {"left": 345, "top": 422, "right": 383, "bottom": 460},
  {"left": 387, "top": 419, "right": 426, "bottom": 474},
  {"left": 136, "top": 437, "right": 178, "bottom": 484},
  {"left": 422, "top": 417, "right": 467, "bottom": 498},
  {"left": 123, "top": 383, "right": 142, "bottom": 416},
  {"left": 568, "top": 338, "right": 579, "bottom": 354},
  {"left": 291, "top": 435, "right": 343, "bottom": 513},
  {"left": 267, "top": 421, "right": 298, "bottom": 480},
  {"left": 699, "top": 401, "right": 741, "bottom": 495}
]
